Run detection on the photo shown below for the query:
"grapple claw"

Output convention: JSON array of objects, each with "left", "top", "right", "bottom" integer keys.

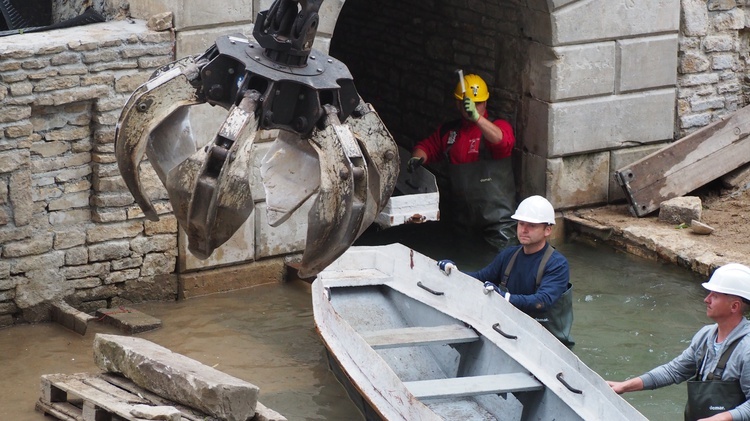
[
  {"left": 115, "top": 57, "right": 202, "bottom": 221},
  {"left": 116, "top": 1, "right": 400, "bottom": 276},
  {"left": 167, "top": 91, "right": 261, "bottom": 258},
  {"left": 294, "top": 103, "right": 399, "bottom": 278}
]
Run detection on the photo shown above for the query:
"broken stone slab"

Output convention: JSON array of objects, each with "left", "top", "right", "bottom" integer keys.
[
  {"left": 93, "top": 334, "right": 259, "bottom": 421},
  {"left": 147, "top": 11, "right": 173, "bottom": 31},
  {"left": 95, "top": 307, "right": 162, "bottom": 334},
  {"left": 51, "top": 301, "right": 95, "bottom": 335},
  {"left": 691, "top": 219, "right": 714, "bottom": 235},
  {"left": 130, "top": 404, "right": 181, "bottom": 421},
  {"left": 255, "top": 402, "right": 287, "bottom": 421},
  {"left": 659, "top": 196, "right": 702, "bottom": 225}
]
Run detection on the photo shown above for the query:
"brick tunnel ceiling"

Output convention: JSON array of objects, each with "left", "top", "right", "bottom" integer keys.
[
  {"left": 330, "top": 0, "right": 528, "bottom": 150},
  {"left": 0, "top": 0, "right": 105, "bottom": 37}
]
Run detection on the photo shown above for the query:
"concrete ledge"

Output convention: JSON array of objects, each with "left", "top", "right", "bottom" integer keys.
[
  {"left": 95, "top": 306, "right": 162, "bottom": 334},
  {"left": 565, "top": 206, "right": 746, "bottom": 277}
]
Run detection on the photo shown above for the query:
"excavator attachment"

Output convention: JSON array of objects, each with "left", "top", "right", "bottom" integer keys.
[{"left": 114, "top": 0, "right": 399, "bottom": 277}]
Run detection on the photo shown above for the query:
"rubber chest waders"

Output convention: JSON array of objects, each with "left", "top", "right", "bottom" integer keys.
[
  {"left": 502, "top": 245, "right": 575, "bottom": 348},
  {"left": 441, "top": 120, "right": 517, "bottom": 250},
  {"left": 684, "top": 337, "right": 746, "bottom": 421}
]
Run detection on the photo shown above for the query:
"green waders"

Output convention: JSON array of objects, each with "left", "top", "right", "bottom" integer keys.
[
  {"left": 502, "top": 245, "right": 575, "bottom": 348},
  {"left": 684, "top": 338, "right": 746, "bottom": 420},
  {"left": 446, "top": 153, "right": 517, "bottom": 250}
]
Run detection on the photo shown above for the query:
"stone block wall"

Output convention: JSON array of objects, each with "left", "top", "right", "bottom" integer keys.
[
  {"left": 678, "top": 0, "right": 750, "bottom": 136},
  {"left": 0, "top": 21, "right": 177, "bottom": 325}
]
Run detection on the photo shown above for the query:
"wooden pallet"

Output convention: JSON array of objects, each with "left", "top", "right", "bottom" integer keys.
[{"left": 36, "top": 372, "right": 218, "bottom": 421}]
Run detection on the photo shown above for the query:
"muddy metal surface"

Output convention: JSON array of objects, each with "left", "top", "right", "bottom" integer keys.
[{"left": 1, "top": 221, "right": 713, "bottom": 421}]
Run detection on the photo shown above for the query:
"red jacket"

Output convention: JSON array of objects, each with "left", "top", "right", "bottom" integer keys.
[{"left": 413, "top": 114, "right": 515, "bottom": 165}]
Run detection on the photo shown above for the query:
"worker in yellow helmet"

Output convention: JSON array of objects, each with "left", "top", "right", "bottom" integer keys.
[{"left": 409, "top": 73, "right": 517, "bottom": 249}]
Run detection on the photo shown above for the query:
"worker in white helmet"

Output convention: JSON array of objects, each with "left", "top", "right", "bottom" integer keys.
[
  {"left": 437, "top": 195, "right": 573, "bottom": 347},
  {"left": 607, "top": 263, "right": 750, "bottom": 421}
]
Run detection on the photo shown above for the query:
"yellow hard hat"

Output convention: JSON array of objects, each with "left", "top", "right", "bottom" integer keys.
[{"left": 454, "top": 74, "right": 489, "bottom": 102}]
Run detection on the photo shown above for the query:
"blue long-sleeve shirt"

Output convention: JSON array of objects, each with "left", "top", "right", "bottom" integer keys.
[{"left": 467, "top": 243, "right": 570, "bottom": 314}]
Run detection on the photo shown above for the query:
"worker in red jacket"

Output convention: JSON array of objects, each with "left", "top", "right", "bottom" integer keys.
[{"left": 409, "top": 73, "right": 517, "bottom": 249}]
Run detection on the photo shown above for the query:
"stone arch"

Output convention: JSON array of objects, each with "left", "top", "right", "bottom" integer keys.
[{"left": 324, "top": 0, "right": 680, "bottom": 209}]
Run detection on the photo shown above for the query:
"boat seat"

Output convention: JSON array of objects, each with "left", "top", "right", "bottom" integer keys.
[
  {"left": 361, "top": 325, "right": 479, "bottom": 349},
  {"left": 404, "top": 373, "right": 544, "bottom": 400}
]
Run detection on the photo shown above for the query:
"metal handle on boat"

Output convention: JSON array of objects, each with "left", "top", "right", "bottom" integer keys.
[
  {"left": 556, "top": 372, "right": 583, "bottom": 394},
  {"left": 417, "top": 281, "right": 444, "bottom": 296},
  {"left": 492, "top": 323, "right": 517, "bottom": 340}
]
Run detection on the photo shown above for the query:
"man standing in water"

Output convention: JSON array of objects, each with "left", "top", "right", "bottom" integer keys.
[
  {"left": 407, "top": 73, "right": 517, "bottom": 249},
  {"left": 607, "top": 263, "right": 750, "bottom": 421},
  {"left": 437, "top": 195, "right": 574, "bottom": 347}
]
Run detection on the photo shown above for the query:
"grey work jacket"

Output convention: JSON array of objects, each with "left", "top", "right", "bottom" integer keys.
[{"left": 640, "top": 318, "right": 750, "bottom": 420}]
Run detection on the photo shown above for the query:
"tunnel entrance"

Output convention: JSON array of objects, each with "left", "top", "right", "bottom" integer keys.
[{"left": 329, "top": 0, "right": 529, "bottom": 153}]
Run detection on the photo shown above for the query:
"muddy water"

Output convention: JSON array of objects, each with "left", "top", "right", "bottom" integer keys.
[{"left": 1, "top": 222, "right": 709, "bottom": 421}]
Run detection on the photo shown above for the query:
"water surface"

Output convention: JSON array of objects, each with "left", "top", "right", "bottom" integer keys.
[{"left": 1, "top": 221, "right": 710, "bottom": 421}]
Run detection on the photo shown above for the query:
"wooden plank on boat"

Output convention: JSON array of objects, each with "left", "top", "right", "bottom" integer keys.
[
  {"left": 319, "top": 268, "right": 391, "bottom": 288},
  {"left": 404, "top": 373, "right": 543, "bottom": 400},
  {"left": 615, "top": 105, "right": 750, "bottom": 216},
  {"left": 361, "top": 325, "right": 479, "bottom": 349}
]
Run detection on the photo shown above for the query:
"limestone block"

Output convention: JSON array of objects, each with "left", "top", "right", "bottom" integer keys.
[
  {"left": 179, "top": 257, "right": 284, "bottom": 299},
  {"left": 548, "top": 0, "right": 679, "bottom": 45},
  {"left": 127, "top": 0, "right": 254, "bottom": 31},
  {"left": 88, "top": 240, "right": 131, "bottom": 262},
  {"left": 48, "top": 191, "right": 90, "bottom": 211},
  {"left": 86, "top": 221, "right": 144, "bottom": 244},
  {"left": 659, "top": 196, "right": 702, "bottom": 225},
  {"left": 528, "top": 41, "right": 615, "bottom": 102},
  {"left": 618, "top": 35, "right": 679, "bottom": 92},
  {"left": 53, "top": 228, "right": 87, "bottom": 249},
  {"left": 546, "top": 152, "right": 609, "bottom": 209},
  {"left": 255, "top": 201, "right": 309, "bottom": 258},
  {"left": 63, "top": 262, "right": 109, "bottom": 280},
  {"left": 0, "top": 149, "right": 29, "bottom": 173},
  {"left": 10, "top": 171, "right": 33, "bottom": 226},
  {"left": 178, "top": 215, "right": 254, "bottom": 272},
  {"left": 175, "top": 24, "right": 255, "bottom": 58},
  {"left": 518, "top": 151, "right": 548, "bottom": 200},
  {"left": 608, "top": 143, "right": 667, "bottom": 202},
  {"left": 140, "top": 253, "right": 175, "bottom": 276},
  {"left": 130, "top": 234, "right": 177, "bottom": 254},
  {"left": 93, "top": 333, "right": 259, "bottom": 421},
  {"left": 524, "top": 89, "right": 675, "bottom": 157},
  {"left": 313, "top": 36, "right": 331, "bottom": 54},
  {"left": 11, "top": 250, "right": 65, "bottom": 275},
  {"left": 3, "top": 233, "right": 54, "bottom": 258},
  {"left": 682, "top": 0, "right": 709, "bottom": 37},
  {"left": 318, "top": 0, "right": 345, "bottom": 36}
]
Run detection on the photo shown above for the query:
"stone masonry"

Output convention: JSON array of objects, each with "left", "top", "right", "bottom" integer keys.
[{"left": 0, "top": 21, "right": 177, "bottom": 325}]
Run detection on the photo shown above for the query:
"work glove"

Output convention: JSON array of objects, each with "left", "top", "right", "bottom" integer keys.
[
  {"left": 407, "top": 156, "right": 424, "bottom": 173},
  {"left": 463, "top": 97, "right": 480, "bottom": 122},
  {"left": 437, "top": 259, "right": 457, "bottom": 275},
  {"left": 483, "top": 281, "right": 511, "bottom": 301}
]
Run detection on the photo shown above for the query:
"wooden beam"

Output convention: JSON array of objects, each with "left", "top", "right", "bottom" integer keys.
[
  {"left": 404, "top": 373, "right": 543, "bottom": 399},
  {"left": 361, "top": 324, "right": 479, "bottom": 349},
  {"left": 615, "top": 105, "right": 750, "bottom": 216}
]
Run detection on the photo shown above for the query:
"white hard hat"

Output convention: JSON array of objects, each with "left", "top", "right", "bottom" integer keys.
[
  {"left": 703, "top": 263, "right": 750, "bottom": 301},
  {"left": 511, "top": 195, "right": 556, "bottom": 225}
]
